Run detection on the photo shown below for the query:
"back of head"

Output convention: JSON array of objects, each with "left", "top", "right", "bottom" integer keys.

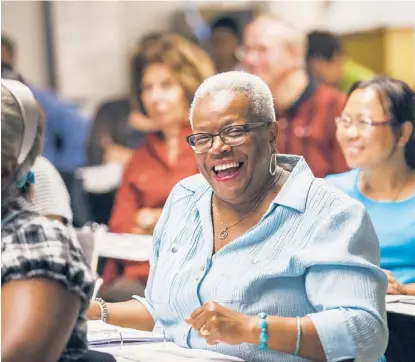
[
  {"left": 131, "top": 33, "right": 216, "bottom": 113},
  {"left": 210, "top": 16, "right": 241, "bottom": 41},
  {"left": 348, "top": 76, "right": 415, "bottom": 168},
  {"left": 306, "top": 30, "right": 343, "bottom": 61},
  {"left": 1, "top": 80, "right": 45, "bottom": 206},
  {"left": 247, "top": 15, "right": 306, "bottom": 51},
  {"left": 189, "top": 70, "right": 276, "bottom": 127}
]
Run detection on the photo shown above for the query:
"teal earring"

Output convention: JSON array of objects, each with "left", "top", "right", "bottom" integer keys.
[{"left": 16, "top": 170, "right": 35, "bottom": 188}]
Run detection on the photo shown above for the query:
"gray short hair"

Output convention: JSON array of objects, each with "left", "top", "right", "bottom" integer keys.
[{"left": 189, "top": 71, "right": 276, "bottom": 128}]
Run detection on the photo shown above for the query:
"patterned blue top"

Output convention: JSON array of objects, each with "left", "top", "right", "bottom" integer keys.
[
  {"left": 326, "top": 169, "right": 415, "bottom": 284},
  {"left": 135, "top": 155, "right": 388, "bottom": 362}
]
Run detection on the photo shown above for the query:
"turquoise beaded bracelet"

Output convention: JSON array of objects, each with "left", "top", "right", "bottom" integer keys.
[{"left": 258, "top": 312, "right": 268, "bottom": 350}]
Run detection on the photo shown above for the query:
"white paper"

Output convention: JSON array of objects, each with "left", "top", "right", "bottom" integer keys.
[
  {"left": 93, "top": 342, "right": 244, "bottom": 362},
  {"left": 94, "top": 231, "right": 153, "bottom": 262},
  {"left": 385, "top": 295, "right": 415, "bottom": 303},
  {"left": 77, "top": 163, "right": 124, "bottom": 194},
  {"left": 88, "top": 321, "right": 244, "bottom": 361},
  {"left": 88, "top": 321, "right": 164, "bottom": 347}
]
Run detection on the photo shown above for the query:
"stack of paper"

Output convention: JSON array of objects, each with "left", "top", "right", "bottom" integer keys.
[
  {"left": 386, "top": 295, "right": 415, "bottom": 304},
  {"left": 93, "top": 343, "right": 244, "bottom": 362},
  {"left": 88, "top": 320, "right": 165, "bottom": 347}
]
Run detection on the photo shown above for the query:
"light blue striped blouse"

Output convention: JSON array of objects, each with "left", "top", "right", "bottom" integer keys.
[{"left": 135, "top": 155, "right": 388, "bottom": 362}]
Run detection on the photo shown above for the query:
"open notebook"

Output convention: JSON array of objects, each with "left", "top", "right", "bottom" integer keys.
[{"left": 88, "top": 320, "right": 165, "bottom": 347}]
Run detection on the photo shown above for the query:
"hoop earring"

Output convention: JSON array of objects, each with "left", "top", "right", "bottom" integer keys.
[{"left": 269, "top": 153, "right": 278, "bottom": 176}]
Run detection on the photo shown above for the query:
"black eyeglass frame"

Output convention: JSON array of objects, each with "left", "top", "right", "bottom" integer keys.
[{"left": 186, "top": 121, "right": 272, "bottom": 153}]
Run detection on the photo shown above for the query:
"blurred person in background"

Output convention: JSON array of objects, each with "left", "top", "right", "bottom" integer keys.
[
  {"left": 2, "top": 34, "right": 91, "bottom": 227},
  {"left": 1, "top": 79, "right": 93, "bottom": 362},
  {"left": 1, "top": 34, "right": 90, "bottom": 180},
  {"left": 84, "top": 33, "right": 165, "bottom": 225},
  {"left": 306, "top": 30, "right": 375, "bottom": 93},
  {"left": 100, "top": 33, "right": 216, "bottom": 302},
  {"left": 209, "top": 16, "right": 241, "bottom": 73},
  {"left": 326, "top": 76, "right": 415, "bottom": 295},
  {"left": 86, "top": 32, "right": 166, "bottom": 168},
  {"left": 242, "top": 16, "right": 348, "bottom": 177}
]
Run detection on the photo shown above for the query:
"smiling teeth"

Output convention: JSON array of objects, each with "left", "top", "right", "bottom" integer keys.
[{"left": 214, "top": 162, "right": 239, "bottom": 172}]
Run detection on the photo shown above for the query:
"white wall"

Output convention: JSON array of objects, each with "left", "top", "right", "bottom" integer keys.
[
  {"left": 1, "top": 0, "right": 48, "bottom": 87},
  {"left": 267, "top": 1, "right": 330, "bottom": 31},
  {"left": 2, "top": 0, "right": 254, "bottom": 115},
  {"left": 51, "top": 0, "right": 254, "bottom": 113},
  {"left": 267, "top": 0, "right": 415, "bottom": 34},
  {"left": 328, "top": 0, "right": 415, "bottom": 34},
  {"left": 2, "top": 0, "right": 414, "bottom": 115}
]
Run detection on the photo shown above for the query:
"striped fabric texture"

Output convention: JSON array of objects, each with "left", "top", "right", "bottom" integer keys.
[{"left": 32, "top": 156, "right": 73, "bottom": 223}]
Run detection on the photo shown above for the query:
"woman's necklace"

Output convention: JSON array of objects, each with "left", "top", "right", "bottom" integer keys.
[
  {"left": 361, "top": 173, "right": 410, "bottom": 201},
  {"left": 391, "top": 176, "right": 410, "bottom": 201},
  {"left": 213, "top": 167, "right": 284, "bottom": 240}
]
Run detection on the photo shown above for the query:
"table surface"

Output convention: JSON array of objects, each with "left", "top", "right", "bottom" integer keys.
[
  {"left": 95, "top": 231, "right": 152, "bottom": 262},
  {"left": 92, "top": 344, "right": 243, "bottom": 362},
  {"left": 386, "top": 295, "right": 415, "bottom": 316},
  {"left": 88, "top": 298, "right": 415, "bottom": 362},
  {"left": 88, "top": 320, "right": 242, "bottom": 362}
]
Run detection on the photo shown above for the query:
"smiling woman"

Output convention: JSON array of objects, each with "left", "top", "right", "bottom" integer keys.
[
  {"left": 88, "top": 71, "right": 388, "bottom": 362},
  {"left": 326, "top": 76, "right": 415, "bottom": 296}
]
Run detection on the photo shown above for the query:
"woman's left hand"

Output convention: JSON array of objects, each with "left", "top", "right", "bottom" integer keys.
[
  {"left": 383, "top": 269, "right": 407, "bottom": 295},
  {"left": 185, "top": 302, "right": 257, "bottom": 345}
]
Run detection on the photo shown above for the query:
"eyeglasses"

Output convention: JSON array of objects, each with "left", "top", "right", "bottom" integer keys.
[
  {"left": 187, "top": 121, "right": 271, "bottom": 154},
  {"left": 335, "top": 116, "right": 399, "bottom": 132}
]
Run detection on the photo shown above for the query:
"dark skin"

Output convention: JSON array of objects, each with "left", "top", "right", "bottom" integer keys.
[
  {"left": 2, "top": 278, "right": 81, "bottom": 362},
  {"left": 88, "top": 92, "right": 326, "bottom": 361},
  {"left": 191, "top": 92, "right": 285, "bottom": 252},
  {"left": 87, "top": 299, "right": 154, "bottom": 331},
  {"left": 2, "top": 165, "right": 82, "bottom": 362},
  {"left": 186, "top": 92, "right": 326, "bottom": 362}
]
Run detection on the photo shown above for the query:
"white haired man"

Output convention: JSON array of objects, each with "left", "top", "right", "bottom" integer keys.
[{"left": 241, "top": 15, "right": 348, "bottom": 177}]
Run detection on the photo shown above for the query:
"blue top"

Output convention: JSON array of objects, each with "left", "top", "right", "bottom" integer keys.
[
  {"left": 32, "top": 87, "right": 91, "bottom": 172},
  {"left": 326, "top": 169, "right": 415, "bottom": 284},
  {"left": 135, "top": 155, "right": 388, "bottom": 362}
]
